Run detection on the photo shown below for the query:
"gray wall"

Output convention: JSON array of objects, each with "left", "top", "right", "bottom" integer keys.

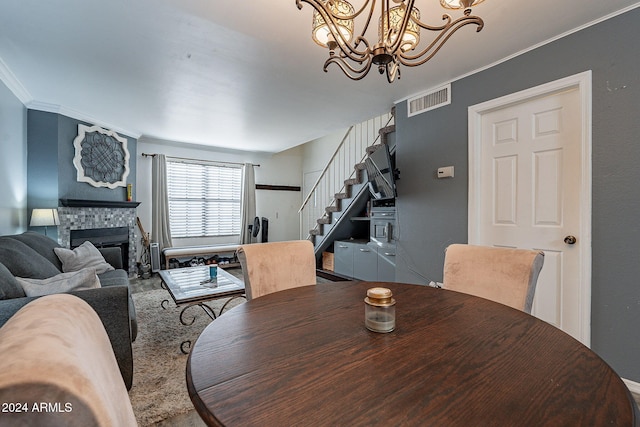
[
  {"left": 0, "top": 80, "right": 27, "bottom": 235},
  {"left": 395, "top": 8, "right": 640, "bottom": 381},
  {"left": 27, "top": 111, "right": 138, "bottom": 241},
  {"left": 27, "top": 110, "right": 59, "bottom": 238}
]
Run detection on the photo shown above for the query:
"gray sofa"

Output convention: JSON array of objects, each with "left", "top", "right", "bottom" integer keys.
[{"left": 0, "top": 231, "right": 137, "bottom": 390}]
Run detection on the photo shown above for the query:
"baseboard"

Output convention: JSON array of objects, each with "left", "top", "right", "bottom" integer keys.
[
  {"left": 315, "top": 269, "right": 351, "bottom": 282},
  {"left": 623, "top": 378, "right": 640, "bottom": 395}
]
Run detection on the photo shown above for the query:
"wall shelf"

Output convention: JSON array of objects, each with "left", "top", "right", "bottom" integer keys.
[{"left": 59, "top": 199, "right": 140, "bottom": 208}]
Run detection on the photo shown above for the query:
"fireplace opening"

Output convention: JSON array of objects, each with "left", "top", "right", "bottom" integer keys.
[{"left": 70, "top": 227, "right": 129, "bottom": 272}]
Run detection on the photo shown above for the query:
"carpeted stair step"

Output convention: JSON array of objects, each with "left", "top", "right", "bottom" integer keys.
[
  {"left": 317, "top": 216, "right": 332, "bottom": 225},
  {"left": 379, "top": 124, "right": 396, "bottom": 146},
  {"left": 310, "top": 226, "right": 323, "bottom": 236},
  {"left": 366, "top": 144, "right": 381, "bottom": 155},
  {"left": 344, "top": 177, "right": 359, "bottom": 186},
  {"left": 335, "top": 188, "right": 351, "bottom": 199},
  {"left": 326, "top": 205, "right": 340, "bottom": 214}
]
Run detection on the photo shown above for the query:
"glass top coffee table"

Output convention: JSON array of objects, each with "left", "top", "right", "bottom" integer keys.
[{"left": 158, "top": 266, "right": 245, "bottom": 353}]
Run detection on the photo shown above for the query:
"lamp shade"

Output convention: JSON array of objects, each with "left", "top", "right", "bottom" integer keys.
[
  {"left": 312, "top": 0, "right": 354, "bottom": 48},
  {"left": 440, "top": 0, "right": 486, "bottom": 9},
  {"left": 30, "top": 208, "right": 60, "bottom": 227}
]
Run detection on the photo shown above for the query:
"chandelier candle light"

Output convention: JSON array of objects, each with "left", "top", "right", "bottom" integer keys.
[{"left": 296, "top": 0, "right": 486, "bottom": 82}]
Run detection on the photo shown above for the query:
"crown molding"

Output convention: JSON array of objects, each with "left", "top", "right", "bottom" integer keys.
[
  {"left": 26, "top": 100, "right": 62, "bottom": 114},
  {"left": 0, "top": 57, "right": 32, "bottom": 104},
  {"left": 26, "top": 100, "right": 142, "bottom": 139}
]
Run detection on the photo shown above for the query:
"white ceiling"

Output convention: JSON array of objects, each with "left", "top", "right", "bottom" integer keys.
[{"left": 1, "top": 1, "right": 638, "bottom": 153}]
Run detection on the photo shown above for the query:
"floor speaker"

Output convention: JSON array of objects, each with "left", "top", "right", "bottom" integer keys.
[
  {"left": 261, "top": 217, "right": 268, "bottom": 243},
  {"left": 150, "top": 242, "right": 161, "bottom": 272}
]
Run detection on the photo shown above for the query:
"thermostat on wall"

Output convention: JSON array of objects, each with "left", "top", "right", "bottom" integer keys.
[{"left": 437, "top": 166, "right": 454, "bottom": 178}]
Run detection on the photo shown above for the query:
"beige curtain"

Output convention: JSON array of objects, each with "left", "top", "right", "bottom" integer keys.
[
  {"left": 151, "top": 154, "right": 173, "bottom": 250},
  {"left": 240, "top": 163, "right": 256, "bottom": 244}
]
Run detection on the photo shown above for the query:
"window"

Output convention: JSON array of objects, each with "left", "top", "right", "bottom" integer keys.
[{"left": 167, "top": 160, "right": 242, "bottom": 238}]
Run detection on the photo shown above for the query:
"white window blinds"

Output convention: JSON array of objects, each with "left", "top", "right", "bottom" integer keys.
[{"left": 167, "top": 160, "right": 242, "bottom": 238}]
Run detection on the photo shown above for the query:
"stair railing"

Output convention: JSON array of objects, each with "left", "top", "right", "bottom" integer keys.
[{"left": 299, "top": 112, "right": 394, "bottom": 239}]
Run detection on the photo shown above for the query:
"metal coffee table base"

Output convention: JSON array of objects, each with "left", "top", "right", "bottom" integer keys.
[
  {"left": 161, "top": 294, "right": 246, "bottom": 353},
  {"left": 158, "top": 266, "right": 246, "bottom": 353}
]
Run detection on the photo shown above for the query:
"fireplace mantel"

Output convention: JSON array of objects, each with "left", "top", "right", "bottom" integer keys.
[{"left": 59, "top": 199, "right": 140, "bottom": 208}]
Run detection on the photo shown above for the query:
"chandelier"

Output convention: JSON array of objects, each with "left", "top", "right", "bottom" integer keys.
[{"left": 295, "top": 0, "right": 486, "bottom": 82}]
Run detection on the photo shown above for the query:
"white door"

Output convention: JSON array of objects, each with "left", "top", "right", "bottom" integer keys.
[{"left": 469, "top": 72, "right": 592, "bottom": 345}]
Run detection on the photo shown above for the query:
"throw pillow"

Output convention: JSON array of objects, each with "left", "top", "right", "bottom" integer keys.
[
  {"left": 8, "top": 231, "right": 64, "bottom": 271},
  {"left": 15, "top": 268, "right": 101, "bottom": 297},
  {"left": 54, "top": 241, "right": 115, "bottom": 274},
  {"left": 0, "top": 237, "right": 61, "bottom": 279}
]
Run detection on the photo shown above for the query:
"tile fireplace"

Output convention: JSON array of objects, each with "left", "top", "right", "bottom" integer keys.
[{"left": 57, "top": 199, "right": 139, "bottom": 277}]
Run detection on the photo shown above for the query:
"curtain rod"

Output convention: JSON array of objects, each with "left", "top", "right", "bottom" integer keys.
[{"left": 141, "top": 153, "right": 260, "bottom": 167}]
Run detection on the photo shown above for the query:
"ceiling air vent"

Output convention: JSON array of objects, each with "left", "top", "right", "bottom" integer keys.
[{"left": 407, "top": 84, "right": 451, "bottom": 117}]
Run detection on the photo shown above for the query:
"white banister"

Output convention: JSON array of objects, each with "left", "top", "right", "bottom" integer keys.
[
  {"left": 299, "top": 125, "right": 354, "bottom": 213},
  {"left": 299, "top": 112, "right": 394, "bottom": 240}
]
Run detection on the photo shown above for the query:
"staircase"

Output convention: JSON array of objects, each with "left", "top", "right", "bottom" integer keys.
[{"left": 299, "top": 110, "right": 395, "bottom": 258}]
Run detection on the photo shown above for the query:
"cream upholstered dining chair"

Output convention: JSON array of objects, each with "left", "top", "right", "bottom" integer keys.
[
  {"left": 442, "top": 244, "right": 545, "bottom": 313},
  {"left": 237, "top": 240, "right": 316, "bottom": 300}
]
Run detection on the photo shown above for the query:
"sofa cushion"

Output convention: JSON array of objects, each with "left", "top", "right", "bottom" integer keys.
[
  {"left": 0, "top": 262, "right": 26, "bottom": 300},
  {"left": 97, "top": 269, "right": 129, "bottom": 287},
  {"left": 54, "top": 241, "right": 115, "bottom": 274},
  {"left": 98, "top": 247, "right": 123, "bottom": 270},
  {"left": 8, "top": 231, "right": 64, "bottom": 271},
  {"left": 0, "top": 237, "right": 61, "bottom": 279},
  {"left": 15, "top": 268, "right": 101, "bottom": 297}
]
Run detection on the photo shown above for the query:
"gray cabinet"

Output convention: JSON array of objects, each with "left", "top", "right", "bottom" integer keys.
[
  {"left": 377, "top": 247, "right": 396, "bottom": 282},
  {"left": 334, "top": 241, "right": 355, "bottom": 278},
  {"left": 334, "top": 240, "right": 396, "bottom": 281},
  {"left": 354, "top": 244, "right": 378, "bottom": 281}
]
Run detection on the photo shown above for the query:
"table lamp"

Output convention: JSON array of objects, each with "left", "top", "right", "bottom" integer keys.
[{"left": 30, "top": 208, "right": 59, "bottom": 236}]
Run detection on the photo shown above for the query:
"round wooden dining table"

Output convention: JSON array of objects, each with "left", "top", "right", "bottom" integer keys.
[{"left": 186, "top": 281, "right": 639, "bottom": 426}]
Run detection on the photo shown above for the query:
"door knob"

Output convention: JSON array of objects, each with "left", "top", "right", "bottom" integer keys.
[{"left": 564, "top": 235, "right": 577, "bottom": 245}]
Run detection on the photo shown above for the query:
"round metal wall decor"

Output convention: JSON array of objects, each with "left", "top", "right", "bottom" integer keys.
[{"left": 73, "top": 124, "right": 130, "bottom": 189}]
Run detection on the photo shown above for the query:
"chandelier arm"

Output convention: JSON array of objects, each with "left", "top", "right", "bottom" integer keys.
[
  {"left": 324, "top": 55, "right": 374, "bottom": 81},
  {"left": 413, "top": 13, "right": 453, "bottom": 32},
  {"left": 334, "top": 36, "right": 372, "bottom": 64},
  {"left": 331, "top": 0, "right": 378, "bottom": 59},
  {"left": 398, "top": 15, "right": 483, "bottom": 67},
  {"left": 385, "top": 61, "right": 401, "bottom": 83},
  {"left": 352, "top": 0, "right": 377, "bottom": 50},
  {"left": 340, "top": 0, "right": 375, "bottom": 21}
]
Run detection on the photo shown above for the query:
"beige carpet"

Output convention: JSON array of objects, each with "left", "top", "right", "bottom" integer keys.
[{"left": 128, "top": 289, "right": 245, "bottom": 426}]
